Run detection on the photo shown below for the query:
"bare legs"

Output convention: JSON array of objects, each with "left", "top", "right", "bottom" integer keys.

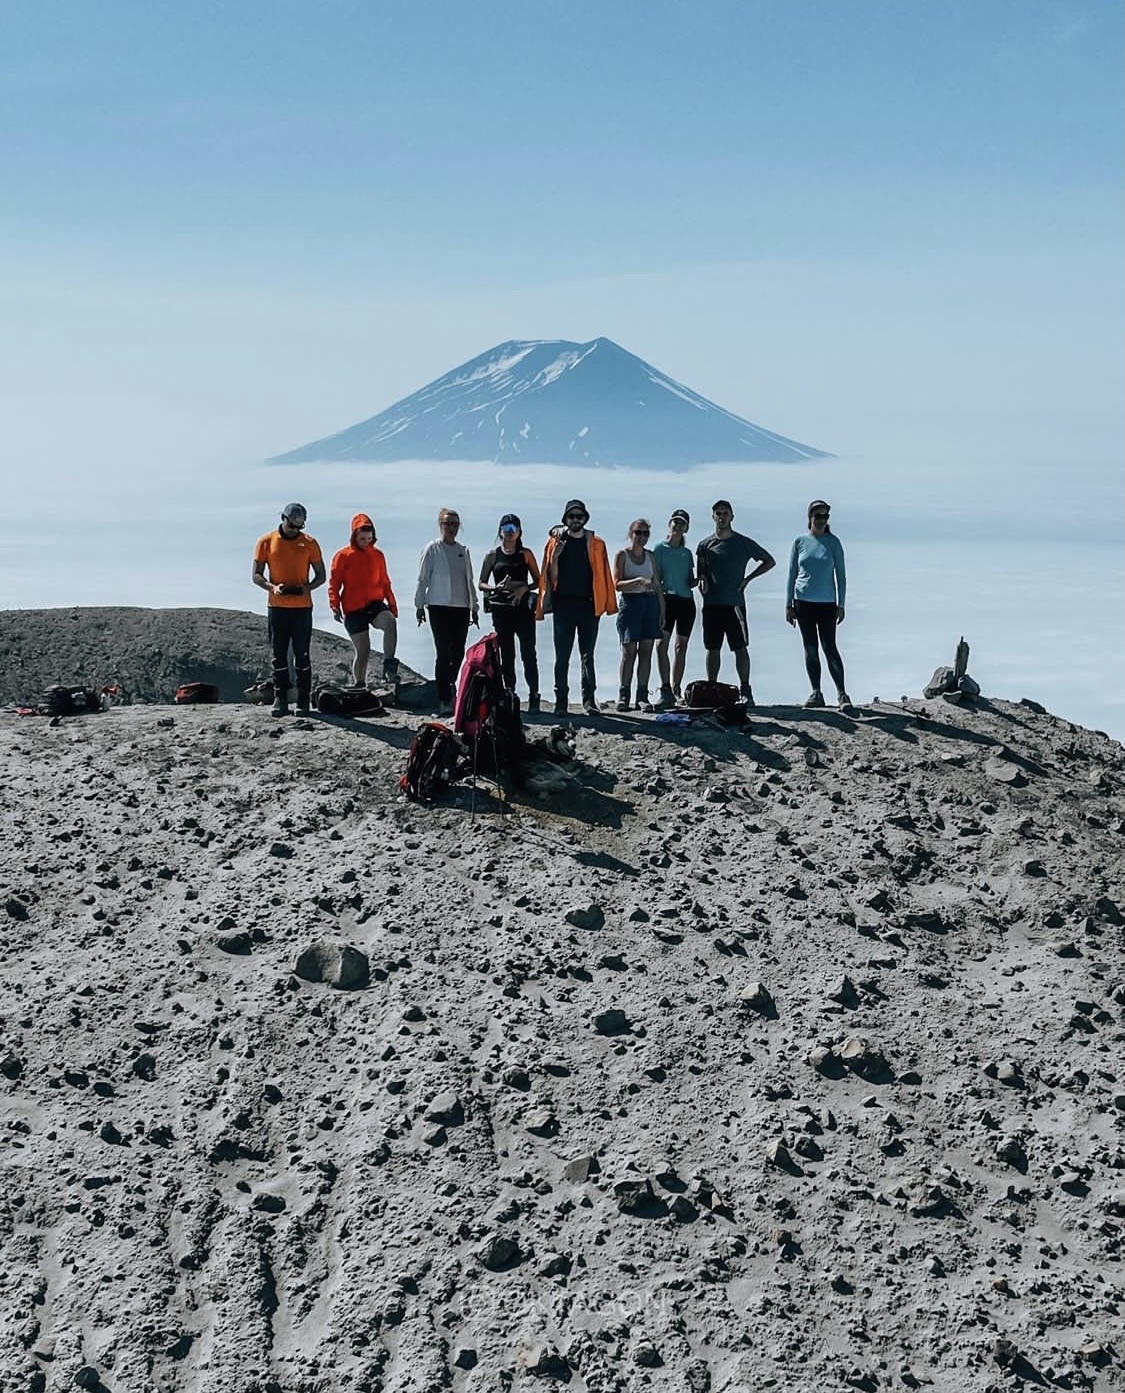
[
  {"left": 620, "top": 639, "right": 655, "bottom": 706},
  {"left": 656, "top": 633, "right": 689, "bottom": 693},
  {"left": 348, "top": 612, "right": 398, "bottom": 686}
]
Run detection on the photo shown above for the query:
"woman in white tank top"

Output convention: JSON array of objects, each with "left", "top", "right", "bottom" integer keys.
[{"left": 613, "top": 518, "right": 664, "bottom": 711}]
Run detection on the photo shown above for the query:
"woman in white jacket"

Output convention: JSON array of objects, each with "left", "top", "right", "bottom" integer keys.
[{"left": 414, "top": 507, "right": 478, "bottom": 714}]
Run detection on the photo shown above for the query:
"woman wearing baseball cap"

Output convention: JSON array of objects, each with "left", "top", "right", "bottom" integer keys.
[
  {"left": 653, "top": 508, "right": 697, "bottom": 707},
  {"left": 478, "top": 513, "right": 542, "bottom": 712}
]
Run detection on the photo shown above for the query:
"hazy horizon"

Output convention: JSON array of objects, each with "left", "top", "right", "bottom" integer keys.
[{"left": 8, "top": 451, "right": 1123, "bottom": 741}]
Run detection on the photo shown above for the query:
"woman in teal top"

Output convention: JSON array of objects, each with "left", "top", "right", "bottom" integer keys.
[
  {"left": 653, "top": 508, "right": 697, "bottom": 707},
  {"left": 784, "top": 499, "right": 851, "bottom": 709}
]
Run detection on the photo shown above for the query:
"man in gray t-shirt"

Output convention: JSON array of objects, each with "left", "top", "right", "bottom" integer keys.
[{"left": 695, "top": 499, "right": 775, "bottom": 704}]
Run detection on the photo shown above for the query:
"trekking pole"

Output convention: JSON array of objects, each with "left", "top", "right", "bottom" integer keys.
[{"left": 470, "top": 733, "right": 479, "bottom": 820}]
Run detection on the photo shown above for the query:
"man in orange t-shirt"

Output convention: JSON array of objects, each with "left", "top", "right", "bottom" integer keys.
[{"left": 252, "top": 503, "right": 326, "bottom": 716}]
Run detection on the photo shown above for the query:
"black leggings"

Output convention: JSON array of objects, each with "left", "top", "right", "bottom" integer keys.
[
  {"left": 427, "top": 604, "right": 471, "bottom": 701},
  {"left": 491, "top": 603, "right": 539, "bottom": 695},
  {"left": 795, "top": 600, "right": 845, "bottom": 693}
]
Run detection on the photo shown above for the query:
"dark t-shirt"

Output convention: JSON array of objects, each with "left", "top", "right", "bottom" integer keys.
[
  {"left": 555, "top": 533, "right": 592, "bottom": 599},
  {"left": 696, "top": 531, "right": 770, "bottom": 607}
]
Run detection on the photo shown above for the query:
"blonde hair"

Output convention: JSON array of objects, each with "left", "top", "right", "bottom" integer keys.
[
  {"left": 438, "top": 508, "right": 460, "bottom": 525},
  {"left": 628, "top": 518, "right": 652, "bottom": 540}
]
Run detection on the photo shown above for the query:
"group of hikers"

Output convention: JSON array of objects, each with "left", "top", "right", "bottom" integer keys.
[{"left": 251, "top": 497, "right": 849, "bottom": 719}]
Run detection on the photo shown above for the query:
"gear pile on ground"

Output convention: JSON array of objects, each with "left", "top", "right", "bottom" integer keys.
[
  {"left": 0, "top": 606, "right": 418, "bottom": 707},
  {"left": 1, "top": 686, "right": 1123, "bottom": 1393}
]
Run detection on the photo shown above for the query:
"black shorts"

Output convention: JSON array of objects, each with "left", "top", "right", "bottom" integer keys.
[
  {"left": 661, "top": 594, "right": 697, "bottom": 638},
  {"left": 344, "top": 601, "right": 390, "bottom": 635},
  {"left": 702, "top": 603, "right": 748, "bottom": 652}
]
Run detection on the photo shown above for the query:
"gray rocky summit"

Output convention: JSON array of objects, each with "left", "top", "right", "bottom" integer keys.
[{"left": 1, "top": 651, "right": 1123, "bottom": 1391}]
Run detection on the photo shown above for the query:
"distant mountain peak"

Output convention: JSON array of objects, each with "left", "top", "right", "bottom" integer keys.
[{"left": 268, "top": 337, "right": 829, "bottom": 469}]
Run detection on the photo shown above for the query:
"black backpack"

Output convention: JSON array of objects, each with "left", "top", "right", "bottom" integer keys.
[
  {"left": 175, "top": 682, "right": 221, "bottom": 704},
  {"left": 400, "top": 722, "right": 464, "bottom": 802},
  {"left": 41, "top": 685, "right": 102, "bottom": 716},
  {"left": 315, "top": 685, "right": 386, "bottom": 717},
  {"left": 682, "top": 679, "right": 748, "bottom": 727}
]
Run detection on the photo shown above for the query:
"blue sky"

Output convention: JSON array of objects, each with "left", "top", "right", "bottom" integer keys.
[{"left": 1, "top": 0, "right": 1121, "bottom": 464}]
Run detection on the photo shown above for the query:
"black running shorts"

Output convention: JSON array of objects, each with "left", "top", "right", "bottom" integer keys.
[
  {"left": 701, "top": 603, "right": 748, "bottom": 652},
  {"left": 661, "top": 594, "right": 697, "bottom": 638},
  {"left": 344, "top": 600, "right": 390, "bottom": 634}
]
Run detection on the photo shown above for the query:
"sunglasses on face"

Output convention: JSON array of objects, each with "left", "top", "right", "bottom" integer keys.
[
  {"left": 811, "top": 513, "right": 829, "bottom": 521},
  {"left": 632, "top": 529, "right": 650, "bottom": 536},
  {"left": 500, "top": 525, "right": 518, "bottom": 534},
  {"left": 283, "top": 518, "right": 305, "bottom": 529},
  {"left": 565, "top": 514, "right": 585, "bottom": 522},
  {"left": 357, "top": 526, "right": 374, "bottom": 533}
]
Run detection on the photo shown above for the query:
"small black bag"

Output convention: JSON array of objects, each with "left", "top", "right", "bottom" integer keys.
[
  {"left": 41, "top": 685, "right": 101, "bottom": 716},
  {"left": 683, "top": 680, "right": 742, "bottom": 709},
  {"left": 315, "top": 686, "right": 386, "bottom": 717},
  {"left": 175, "top": 682, "right": 221, "bottom": 704}
]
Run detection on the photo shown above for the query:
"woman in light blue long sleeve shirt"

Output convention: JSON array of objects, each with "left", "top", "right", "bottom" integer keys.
[{"left": 784, "top": 499, "right": 851, "bottom": 709}]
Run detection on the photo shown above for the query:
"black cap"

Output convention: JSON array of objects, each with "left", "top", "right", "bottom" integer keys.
[
  {"left": 563, "top": 499, "right": 589, "bottom": 522},
  {"left": 282, "top": 502, "right": 307, "bottom": 521}
]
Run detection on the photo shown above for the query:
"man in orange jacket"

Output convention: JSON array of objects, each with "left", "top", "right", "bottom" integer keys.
[
  {"left": 537, "top": 499, "right": 617, "bottom": 715},
  {"left": 328, "top": 513, "right": 400, "bottom": 694}
]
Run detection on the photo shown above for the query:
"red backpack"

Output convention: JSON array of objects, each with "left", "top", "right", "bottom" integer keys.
[
  {"left": 400, "top": 722, "right": 464, "bottom": 802},
  {"left": 453, "top": 633, "right": 504, "bottom": 740}
]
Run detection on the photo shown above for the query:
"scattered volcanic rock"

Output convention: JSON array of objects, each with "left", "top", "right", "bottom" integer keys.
[{"left": 1, "top": 685, "right": 1123, "bottom": 1392}]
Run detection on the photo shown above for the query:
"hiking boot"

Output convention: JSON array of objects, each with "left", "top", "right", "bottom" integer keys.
[
  {"left": 804, "top": 690, "right": 825, "bottom": 708},
  {"left": 617, "top": 686, "right": 632, "bottom": 713},
  {"left": 740, "top": 685, "right": 756, "bottom": 709},
  {"left": 636, "top": 686, "right": 653, "bottom": 713},
  {"left": 582, "top": 697, "right": 600, "bottom": 715},
  {"left": 672, "top": 685, "right": 682, "bottom": 703},
  {"left": 271, "top": 687, "right": 290, "bottom": 718},
  {"left": 657, "top": 685, "right": 676, "bottom": 710},
  {"left": 527, "top": 692, "right": 541, "bottom": 714},
  {"left": 553, "top": 699, "right": 568, "bottom": 716},
  {"left": 439, "top": 698, "right": 453, "bottom": 716},
  {"left": 383, "top": 657, "right": 400, "bottom": 703}
]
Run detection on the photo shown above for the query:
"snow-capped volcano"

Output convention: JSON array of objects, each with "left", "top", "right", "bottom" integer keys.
[{"left": 268, "top": 337, "right": 828, "bottom": 468}]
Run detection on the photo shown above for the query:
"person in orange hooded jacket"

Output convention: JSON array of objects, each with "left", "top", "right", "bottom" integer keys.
[{"left": 328, "top": 513, "right": 400, "bottom": 692}]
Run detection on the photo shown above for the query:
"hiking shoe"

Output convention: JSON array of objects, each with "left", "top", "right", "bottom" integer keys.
[
  {"left": 672, "top": 686, "right": 683, "bottom": 703},
  {"left": 439, "top": 698, "right": 453, "bottom": 716},
  {"left": 837, "top": 691, "right": 853, "bottom": 709},
  {"left": 553, "top": 698, "right": 568, "bottom": 716},
  {"left": 617, "top": 686, "right": 632, "bottom": 713},
  {"left": 527, "top": 693, "right": 541, "bottom": 714},
  {"left": 804, "top": 690, "right": 825, "bottom": 708},
  {"left": 270, "top": 696, "right": 289, "bottom": 718},
  {"left": 295, "top": 698, "right": 311, "bottom": 716},
  {"left": 656, "top": 685, "right": 676, "bottom": 710},
  {"left": 582, "top": 698, "right": 599, "bottom": 715},
  {"left": 740, "top": 686, "right": 756, "bottom": 709}
]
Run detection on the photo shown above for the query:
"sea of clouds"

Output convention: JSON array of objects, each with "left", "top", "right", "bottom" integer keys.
[{"left": 9, "top": 454, "right": 1123, "bottom": 740}]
